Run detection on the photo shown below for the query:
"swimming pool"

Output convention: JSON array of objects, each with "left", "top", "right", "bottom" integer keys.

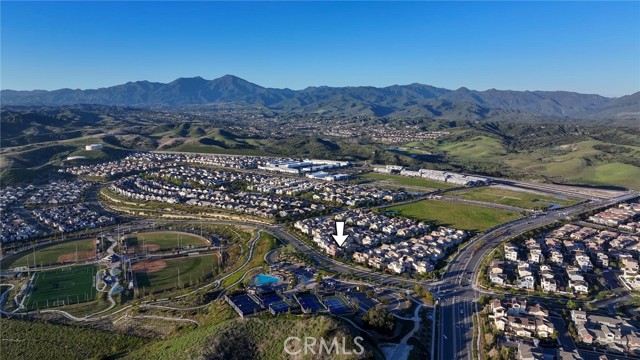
[{"left": 253, "top": 274, "right": 280, "bottom": 285}]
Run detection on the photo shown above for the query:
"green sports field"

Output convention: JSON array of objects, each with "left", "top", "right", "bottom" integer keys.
[
  {"left": 24, "top": 265, "right": 97, "bottom": 311},
  {"left": 9, "top": 239, "right": 96, "bottom": 268},
  {"left": 125, "top": 231, "right": 209, "bottom": 251},
  {"left": 386, "top": 199, "right": 523, "bottom": 232},
  {"left": 359, "top": 172, "right": 455, "bottom": 190},
  {"left": 447, "top": 187, "right": 581, "bottom": 210},
  {"left": 134, "top": 254, "right": 218, "bottom": 293}
]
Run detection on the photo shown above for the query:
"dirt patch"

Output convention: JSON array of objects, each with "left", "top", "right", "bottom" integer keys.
[
  {"left": 57, "top": 240, "right": 97, "bottom": 263},
  {"left": 132, "top": 260, "right": 167, "bottom": 273},
  {"left": 141, "top": 244, "right": 161, "bottom": 252},
  {"left": 127, "top": 244, "right": 161, "bottom": 253}
]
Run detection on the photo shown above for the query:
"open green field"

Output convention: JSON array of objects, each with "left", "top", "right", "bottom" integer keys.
[
  {"left": 503, "top": 140, "right": 640, "bottom": 189},
  {"left": 575, "top": 162, "right": 640, "bottom": 189},
  {"left": 125, "top": 231, "right": 209, "bottom": 252},
  {"left": 9, "top": 238, "right": 96, "bottom": 268},
  {"left": 439, "top": 136, "right": 507, "bottom": 159},
  {"left": 359, "top": 172, "right": 455, "bottom": 190},
  {"left": 448, "top": 186, "right": 581, "bottom": 210},
  {"left": 386, "top": 199, "right": 523, "bottom": 232},
  {"left": 24, "top": 265, "right": 97, "bottom": 311},
  {"left": 134, "top": 254, "right": 218, "bottom": 293}
]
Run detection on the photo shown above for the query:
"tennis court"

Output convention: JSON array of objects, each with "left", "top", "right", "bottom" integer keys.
[
  {"left": 323, "top": 295, "right": 353, "bottom": 315},
  {"left": 259, "top": 292, "right": 282, "bottom": 307},
  {"left": 295, "top": 292, "right": 325, "bottom": 313},
  {"left": 269, "top": 300, "right": 290, "bottom": 315},
  {"left": 23, "top": 265, "right": 97, "bottom": 311},
  {"left": 226, "top": 293, "right": 262, "bottom": 317}
]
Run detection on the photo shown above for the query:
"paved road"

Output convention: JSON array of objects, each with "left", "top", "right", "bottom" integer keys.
[{"left": 436, "top": 192, "right": 638, "bottom": 360}]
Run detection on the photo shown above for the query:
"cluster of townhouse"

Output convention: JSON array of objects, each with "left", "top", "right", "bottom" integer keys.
[
  {"left": 32, "top": 204, "right": 115, "bottom": 232},
  {"left": 61, "top": 151, "right": 355, "bottom": 182},
  {"left": 1, "top": 185, "right": 43, "bottom": 243},
  {"left": 588, "top": 202, "right": 640, "bottom": 233},
  {"left": 61, "top": 152, "right": 179, "bottom": 178},
  {"left": 489, "top": 298, "right": 555, "bottom": 339},
  {"left": 151, "top": 165, "right": 410, "bottom": 207},
  {"left": 294, "top": 209, "right": 467, "bottom": 274},
  {"left": 248, "top": 175, "right": 410, "bottom": 206},
  {"left": 372, "top": 165, "right": 491, "bottom": 186},
  {"left": 1, "top": 212, "right": 43, "bottom": 243},
  {"left": 489, "top": 222, "right": 640, "bottom": 296},
  {"left": 150, "top": 166, "right": 264, "bottom": 187},
  {"left": 63, "top": 152, "right": 269, "bottom": 179},
  {"left": 310, "top": 184, "right": 410, "bottom": 207},
  {"left": 173, "top": 153, "right": 266, "bottom": 169},
  {"left": 109, "top": 175, "right": 325, "bottom": 219},
  {"left": 25, "top": 180, "right": 91, "bottom": 205},
  {"left": 0, "top": 185, "right": 31, "bottom": 208},
  {"left": 323, "top": 125, "right": 448, "bottom": 144},
  {"left": 571, "top": 310, "right": 640, "bottom": 354}
]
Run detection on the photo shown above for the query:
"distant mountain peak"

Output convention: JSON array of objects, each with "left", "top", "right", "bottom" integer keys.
[{"left": 0, "top": 76, "right": 637, "bottom": 121}]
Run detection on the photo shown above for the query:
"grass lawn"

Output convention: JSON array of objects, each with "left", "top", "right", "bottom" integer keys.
[
  {"left": 10, "top": 238, "right": 96, "bottom": 268},
  {"left": 386, "top": 199, "right": 523, "bottom": 232},
  {"left": 135, "top": 254, "right": 218, "bottom": 293},
  {"left": 439, "top": 136, "right": 506, "bottom": 159},
  {"left": 448, "top": 186, "right": 581, "bottom": 210},
  {"left": 503, "top": 140, "right": 640, "bottom": 189},
  {"left": 24, "top": 265, "right": 97, "bottom": 311},
  {"left": 360, "top": 172, "right": 455, "bottom": 190},
  {"left": 125, "top": 231, "right": 209, "bottom": 251},
  {"left": 576, "top": 162, "right": 640, "bottom": 189}
]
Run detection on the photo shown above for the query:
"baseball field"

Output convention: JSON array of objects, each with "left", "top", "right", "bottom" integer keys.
[
  {"left": 133, "top": 254, "right": 218, "bottom": 293},
  {"left": 9, "top": 238, "right": 97, "bottom": 268},
  {"left": 124, "top": 231, "right": 209, "bottom": 253}
]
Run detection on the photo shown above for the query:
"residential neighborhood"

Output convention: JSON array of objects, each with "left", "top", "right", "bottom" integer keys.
[
  {"left": 489, "top": 298, "right": 555, "bottom": 339},
  {"left": 487, "top": 202, "right": 640, "bottom": 297},
  {"left": 570, "top": 310, "right": 640, "bottom": 355},
  {"left": 295, "top": 209, "right": 468, "bottom": 275}
]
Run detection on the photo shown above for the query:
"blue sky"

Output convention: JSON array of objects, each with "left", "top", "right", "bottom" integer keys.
[{"left": 2, "top": 1, "right": 639, "bottom": 97}]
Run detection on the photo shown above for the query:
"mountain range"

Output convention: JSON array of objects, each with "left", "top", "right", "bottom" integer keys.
[{"left": 2, "top": 75, "right": 639, "bottom": 122}]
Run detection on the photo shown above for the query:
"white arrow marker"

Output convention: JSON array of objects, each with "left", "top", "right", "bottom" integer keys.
[{"left": 332, "top": 221, "right": 349, "bottom": 247}]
